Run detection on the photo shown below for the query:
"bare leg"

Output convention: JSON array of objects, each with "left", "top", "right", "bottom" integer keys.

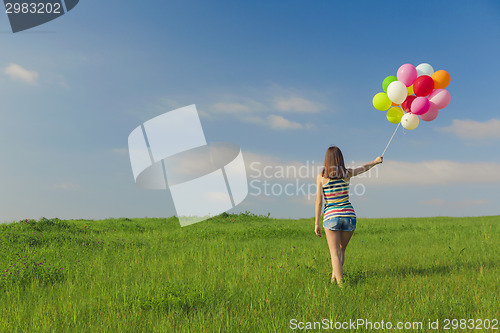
[
  {"left": 340, "top": 230, "right": 354, "bottom": 267},
  {"left": 324, "top": 228, "right": 343, "bottom": 285},
  {"left": 324, "top": 228, "right": 337, "bottom": 281}
]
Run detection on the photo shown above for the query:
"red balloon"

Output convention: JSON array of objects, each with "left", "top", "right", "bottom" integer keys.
[
  {"left": 413, "top": 75, "right": 435, "bottom": 97},
  {"left": 401, "top": 95, "right": 416, "bottom": 112}
]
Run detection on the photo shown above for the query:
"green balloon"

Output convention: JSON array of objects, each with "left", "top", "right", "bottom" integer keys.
[
  {"left": 373, "top": 92, "right": 392, "bottom": 111},
  {"left": 382, "top": 76, "right": 398, "bottom": 93},
  {"left": 386, "top": 106, "right": 404, "bottom": 124}
]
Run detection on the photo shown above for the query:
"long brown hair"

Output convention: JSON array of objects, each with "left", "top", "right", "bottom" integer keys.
[{"left": 322, "top": 146, "right": 349, "bottom": 179}]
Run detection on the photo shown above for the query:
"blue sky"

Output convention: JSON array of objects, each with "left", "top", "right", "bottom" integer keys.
[{"left": 1, "top": 0, "right": 500, "bottom": 223}]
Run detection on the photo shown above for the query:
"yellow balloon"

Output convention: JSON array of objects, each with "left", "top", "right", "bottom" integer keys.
[
  {"left": 373, "top": 92, "right": 392, "bottom": 111},
  {"left": 386, "top": 107, "right": 404, "bottom": 124},
  {"left": 407, "top": 85, "right": 414, "bottom": 95}
]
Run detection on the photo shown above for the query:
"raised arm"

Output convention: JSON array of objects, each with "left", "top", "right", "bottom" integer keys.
[{"left": 349, "top": 156, "right": 383, "bottom": 178}]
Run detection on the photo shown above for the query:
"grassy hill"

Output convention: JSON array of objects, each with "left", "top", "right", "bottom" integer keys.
[{"left": 0, "top": 214, "right": 498, "bottom": 332}]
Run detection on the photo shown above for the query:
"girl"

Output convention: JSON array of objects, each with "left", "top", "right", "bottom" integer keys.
[{"left": 314, "top": 146, "right": 383, "bottom": 286}]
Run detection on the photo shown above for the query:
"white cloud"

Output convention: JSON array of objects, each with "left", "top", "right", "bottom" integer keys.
[
  {"left": 267, "top": 115, "right": 303, "bottom": 130},
  {"left": 151, "top": 98, "right": 191, "bottom": 115},
  {"left": 211, "top": 92, "right": 324, "bottom": 115},
  {"left": 4, "top": 63, "right": 39, "bottom": 85},
  {"left": 240, "top": 116, "right": 263, "bottom": 125},
  {"left": 274, "top": 96, "right": 324, "bottom": 113},
  {"left": 207, "top": 86, "right": 325, "bottom": 127},
  {"left": 143, "top": 86, "right": 326, "bottom": 129},
  {"left": 210, "top": 97, "right": 268, "bottom": 116},
  {"left": 244, "top": 151, "right": 289, "bottom": 168},
  {"left": 351, "top": 160, "right": 500, "bottom": 186},
  {"left": 197, "top": 109, "right": 211, "bottom": 119},
  {"left": 242, "top": 151, "right": 500, "bottom": 186},
  {"left": 419, "top": 198, "right": 490, "bottom": 209},
  {"left": 438, "top": 119, "right": 500, "bottom": 140},
  {"left": 242, "top": 114, "right": 307, "bottom": 130},
  {"left": 53, "top": 183, "right": 80, "bottom": 190}
]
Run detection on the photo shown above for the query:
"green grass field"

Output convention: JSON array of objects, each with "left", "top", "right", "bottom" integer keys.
[{"left": 0, "top": 214, "right": 498, "bottom": 332}]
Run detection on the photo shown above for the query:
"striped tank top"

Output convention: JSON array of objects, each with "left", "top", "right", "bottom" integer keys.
[{"left": 322, "top": 178, "right": 356, "bottom": 221}]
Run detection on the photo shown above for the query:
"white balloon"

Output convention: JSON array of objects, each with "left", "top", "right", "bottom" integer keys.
[
  {"left": 416, "top": 63, "right": 434, "bottom": 77},
  {"left": 386, "top": 81, "right": 407, "bottom": 104},
  {"left": 401, "top": 113, "right": 420, "bottom": 130}
]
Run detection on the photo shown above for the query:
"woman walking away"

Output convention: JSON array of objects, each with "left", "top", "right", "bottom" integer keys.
[{"left": 314, "top": 146, "right": 383, "bottom": 287}]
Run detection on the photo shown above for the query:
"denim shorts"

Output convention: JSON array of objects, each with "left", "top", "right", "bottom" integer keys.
[{"left": 323, "top": 216, "right": 356, "bottom": 231}]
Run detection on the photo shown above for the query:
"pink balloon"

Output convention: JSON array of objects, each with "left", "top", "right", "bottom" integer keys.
[
  {"left": 397, "top": 64, "right": 418, "bottom": 87},
  {"left": 419, "top": 107, "right": 439, "bottom": 121},
  {"left": 428, "top": 89, "right": 451, "bottom": 109},
  {"left": 411, "top": 96, "right": 430, "bottom": 115}
]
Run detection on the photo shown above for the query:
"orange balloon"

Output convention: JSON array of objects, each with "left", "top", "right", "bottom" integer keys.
[
  {"left": 392, "top": 102, "right": 400, "bottom": 106},
  {"left": 432, "top": 70, "right": 450, "bottom": 89}
]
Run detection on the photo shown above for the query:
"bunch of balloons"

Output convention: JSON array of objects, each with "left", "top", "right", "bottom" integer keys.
[{"left": 372, "top": 63, "right": 451, "bottom": 130}]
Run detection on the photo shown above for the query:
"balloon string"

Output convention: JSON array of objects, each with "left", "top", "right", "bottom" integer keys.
[{"left": 382, "top": 123, "right": 400, "bottom": 157}]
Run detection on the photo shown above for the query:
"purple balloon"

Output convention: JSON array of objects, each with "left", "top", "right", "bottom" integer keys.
[
  {"left": 428, "top": 89, "right": 451, "bottom": 109},
  {"left": 419, "top": 106, "right": 439, "bottom": 121},
  {"left": 411, "top": 96, "right": 430, "bottom": 115},
  {"left": 397, "top": 64, "right": 418, "bottom": 87}
]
